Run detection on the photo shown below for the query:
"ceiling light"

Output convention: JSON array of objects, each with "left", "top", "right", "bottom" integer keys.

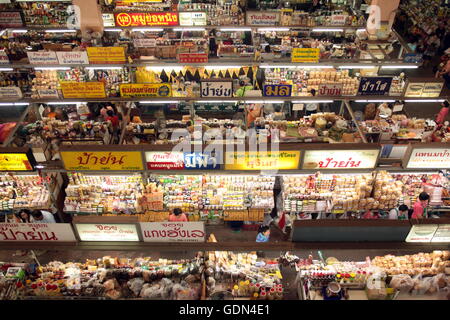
[
  {"left": 354, "top": 100, "right": 396, "bottom": 103},
  {"left": 34, "top": 67, "right": 70, "bottom": 71},
  {"left": 104, "top": 28, "right": 122, "bottom": 32},
  {"left": 381, "top": 65, "right": 419, "bottom": 69},
  {"left": 0, "top": 103, "right": 29, "bottom": 106},
  {"left": 85, "top": 67, "right": 123, "bottom": 70},
  {"left": 47, "top": 102, "right": 86, "bottom": 105},
  {"left": 44, "top": 29, "right": 77, "bottom": 33},
  {"left": 139, "top": 101, "right": 179, "bottom": 104},
  {"left": 292, "top": 100, "right": 334, "bottom": 103},
  {"left": 312, "top": 28, "right": 344, "bottom": 32},
  {"left": 339, "top": 65, "right": 377, "bottom": 69},
  {"left": 204, "top": 65, "right": 241, "bottom": 70},
  {"left": 11, "top": 29, "right": 28, "bottom": 33},
  {"left": 219, "top": 28, "right": 252, "bottom": 32},
  {"left": 132, "top": 28, "right": 164, "bottom": 32},
  {"left": 257, "top": 28, "right": 290, "bottom": 32},
  {"left": 404, "top": 99, "right": 445, "bottom": 103},
  {"left": 173, "top": 27, "right": 205, "bottom": 32},
  {"left": 0, "top": 68, "right": 13, "bottom": 71}
]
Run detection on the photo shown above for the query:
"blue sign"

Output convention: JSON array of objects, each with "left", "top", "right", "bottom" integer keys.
[
  {"left": 357, "top": 77, "right": 393, "bottom": 96},
  {"left": 403, "top": 53, "right": 423, "bottom": 63},
  {"left": 263, "top": 84, "right": 292, "bottom": 97},
  {"left": 183, "top": 152, "right": 221, "bottom": 170}
]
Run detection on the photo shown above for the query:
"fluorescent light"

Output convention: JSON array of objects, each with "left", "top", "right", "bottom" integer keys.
[
  {"left": 34, "top": 67, "right": 70, "bottom": 71},
  {"left": 260, "top": 65, "right": 333, "bottom": 69},
  {"left": 196, "top": 100, "right": 233, "bottom": 103},
  {"left": 0, "top": 103, "right": 29, "bottom": 106},
  {"left": 312, "top": 28, "right": 344, "bottom": 32},
  {"left": 260, "top": 65, "right": 296, "bottom": 69},
  {"left": 244, "top": 100, "right": 285, "bottom": 104},
  {"left": 44, "top": 29, "right": 77, "bottom": 33},
  {"left": 0, "top": 68, "right": 13, "bottom": 71},
  {"left": 219, "top": 28, "right": 252, "bottom": 32},
  {"left": 35, "top": 165, "right": 44, "bottom": 169},
  {"left": 132, "top": 28, "right": 164, "bottom": 32},
  {"left": 139, "top": 101, "right": 179, "bottom": 104},
  {"left": 354, "top": 100, "right": 396, "bottom": 103},
  {"left": 104, "top": 28, "right": 122, "bottom": 32},
  {"left": 339, "top": 65, "right": 377, "bottom": 69},
  {"left": 292, "top": 100, "right": 334, "bottom": 103},
  {"left": 300, "top": 65, "right": 333, "bottom": 69},
  {"left": 173, "top": 27, "right": 205, "bottom": 31},
  {"left": 85, "top": 67, "right": 123, "bottom": 70},
  {"left": 381, "top": 65, "right": 418, "bottom": 69},
  {"left": 47, "top": 102, "right": 86, "bottom": 105},
  {"left": 357, "top": 29, "right": 366, "bottom": 32},
  {"left": 257, "top": 28, "right": 290, "bottom": 32},
  {"left": 11, "top": 29, "right": 28, "bottom": 33},
  {"left": 404, "top": 99, "right": 445, "bottom": 103},
  {"left": 204, "top": 65, "right": 241, "bottom": 69}
]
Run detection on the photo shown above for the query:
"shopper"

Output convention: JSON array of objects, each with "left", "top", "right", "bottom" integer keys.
[
  {"left": 169, "top": 208, "right": 188, "bottom": 222},
  {"left": 30, "top": 209, "right": 56, "bottom": 223},
  {"left": 256, "top": 225, "right": 270, "bottom": 243},
  {"left": 14, "top": 209, "right": 31, "bottom": 223},
  {"left": 412, "top": 192, "right": 430, "bottom": 219},
  {"left": 106, "top": 110, "right": 120, "bottom": 129},
  {"left": 435, "top": 100, "right": 449, "bottom": 124},
  {"left": 388, "top": 204, "right": 409, "bottom": 220}
]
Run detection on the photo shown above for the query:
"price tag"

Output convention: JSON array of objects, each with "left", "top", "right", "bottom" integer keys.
[{"left": 293, "top": 103, "right": 304, "bottom": 111}]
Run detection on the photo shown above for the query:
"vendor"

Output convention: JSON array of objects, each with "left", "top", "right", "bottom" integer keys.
[
  {"left": 435, "top": 100, "right": 449, "bottom": 124},
  {"left": 256, "top": 225, "right": 270, "bottom": 242},
  {"left": 14, "top": 209, "right": 31, "bottom": 223},
  {"left": 412, "top": 192, "right": 430, "bottom": 219},
  {"left": 169, "top": 208, "right": 188, "bottom": 222},
  {"left": 30, "top": 209, "right": 56, "bottom": 223},
  {"left": 389, "top": 204, "right": 409, "bottom": 220},
  {"left": 376, "top": 103, "right": 392, "bottom": 119}
]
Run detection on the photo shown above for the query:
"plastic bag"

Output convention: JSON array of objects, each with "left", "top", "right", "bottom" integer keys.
[{"left": 389, "top": 274, "right": 414, "bottom": 292}]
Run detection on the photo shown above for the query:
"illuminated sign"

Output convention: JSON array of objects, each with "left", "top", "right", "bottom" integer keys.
[
  {"left": 0, "top": 223, "right": 76, "bottom": 242},
  {"left": 74, "top": 223, "right": 140, "bottom": 242},
  {"left": 60, "top": 82, "right": 106, "bottom": 99},
  {"left": 86, "top": 46, "right": 126, "bottom": 64},
  {"left": 114, "top": 12, "right": 179, "bottom": 27},
  {"left": 61, "top": 151, "right": 144, "bottom": 171},
  {"left": 225, "top": 151, "right": 300, "bottom": 170},
  {"left": 119, "top": 83, "right": 172, "bottom": 98},
  {"left": 291, "top": 48, "right": 320, "bottom": 63},
  {"left": 0, "top": 153, "right": 34, "bottom": 171},
  {"left": 140, "top": 222, "right": 205, "bottom": 242},
  {"left": 406, "top": 147, "right": 450, "bottom": 169},
  {"left": 302, "top": 149, "right": 379, "bottom": 169}
]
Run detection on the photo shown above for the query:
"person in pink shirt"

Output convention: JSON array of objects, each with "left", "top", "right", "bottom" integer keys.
[
  {"left": 412, "top": 192, "right": 430, "bottom": 219},
  {"left": 168, "top": 208, "right": 188, "bottom": 222},
  {"left": 435, "top": 101, "right": 449, "bottom": 124}
]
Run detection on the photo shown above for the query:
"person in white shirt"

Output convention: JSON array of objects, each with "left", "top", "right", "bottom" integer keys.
[
  {"left": 30, "top": 210, "right": 56, "bottom": 223},
  {"left": 388, "top": 204, "right": 409, "bottom": 220}
]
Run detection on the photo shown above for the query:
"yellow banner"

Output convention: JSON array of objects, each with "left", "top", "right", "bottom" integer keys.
[
  {"left": 291, "top": 48, "right": 320, "bottom": 63},
  {"left": 225, "top": 151, "right": 300, "bottom": 170},
  {"left": 60, "top": 82, "right": 106, "bottom": 99},
  {"left": 119, "top": 83, "right": 172, "bottom": 98},
  {"left": 61, "top": 151, "right": 144, "bottom": 171},
  {"left": 0, "top": 153, "right": 33, "bottom": 171},
  {"left": 86, "top": 47, "right": 126, "bottom": 64}
]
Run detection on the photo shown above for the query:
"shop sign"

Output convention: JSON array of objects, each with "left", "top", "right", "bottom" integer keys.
[
  {"left": 403, "top": 53, "right": 423, "bottom": 63},
  {"left": 0, "top": 11, "right": 23, "bottom": 28},
  {"left": 331, "top": 15, "right": 346, "bottom": 25},
  {"left": 86, "top": 46, "right": 126, "bottom": 64},
  {"left": 200, "top": 81, "right": 233, "bottom": 98},
  {"left": 184, "top": 152, "right": 220, "bottom": 170},
  {"left": 74, "top": 223, "right": 140, "bottom": 242},
  {"left": 302, "top": 149, "right": 379, "bottom": 170},
  {"left": 102, "top": 13, "right": 115, "bottom": 27},
  {"left": 0, "top": 223, "right": 76, "bottom": 242},
  {"left": 246, "top": 11, "right": 280, "bottom": 26},
  {"left": 60, "top": 82, "right": 106, "bottom": 99},
  {"left": 225, "top": 151, "right": 301, "bottom": 170},
  {"left": 56, "top": 51, "right": 89, "bottom": 64},
  {"left": 431, "top": 225, "right": 450, "bottom": 242},
  {"left": 140, "top": 222, "right": 205, "bottom": 242},
  {"left": 291, "top": 48, "right": 320, "bottom": 63},
  {"left": 179, "top": 12, "right": 207, "bottom": 26},
  {"left": 119, "top": 83, "right": 172, "bottom": 98},
  {"left": 406, "top": 224, "right": 438, "bottom": 242},
  {"left": 133, "top": 38, "right": 157, "bottom": 47},
  {"left": 263, "top": 84, "right": 292, "bottom": 97},
  {"left": 178, "top": 53, "right": 208, "bottom": 63},
  {"left": 404, "top": 82, "right": 424, "bottom": 97},
  {"left": 0, "top": 153, "right": 34, "bottom": 171},
  {"left": 0, "top": 87, "right": 22, "bottom": 100},
  {"left": 26, "top": 51, "right": 59, "bottom": 65},
  {"left": 114, "top": 12, "right": 179, "bottom": 27},
  {"left": 146, "top": 151, "right": 183, "bottom": 170},
  {"left": 405, "top": 147, "right": 450, "bottom": 169},
  {"left": 318, "top": 84, "right": 342, "bottom": 96},
  {"left": 404, "top": 81, "right": 443, "bottom": 98},
  {"left": 61, "top": 151, "right": 144, "bottom": 171},
  {"left": 37, "top": 89, "right": 59, "bottom": 99},
  {"left": 357, "top": 77, "right": 392, "bottom": 96},
  {"left": 0, "top": 51, "right": 9, "bottom": 64}
]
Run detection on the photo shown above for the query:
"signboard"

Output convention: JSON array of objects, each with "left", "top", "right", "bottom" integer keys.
[
  {"left": 133, "top": 38, "right": 157, "bottom": 47},
  {"left": 74, "top": 223, "right": 140, "bottom": 242},
  {"left": 431, "top": 225, "right": 450, "bottom": 242},
  {"left": 119, "top": 83, "right": 172, "bottom": 98},
  {"left": 0, "top": 51, "right": 9, "bottom": 64},
  {"left": 27, "top": 51, "right": 59, "bottom": 65},
  {"left": 246, "top": 11, "right": 280, "bottom": 25},
  {"left": 263, "top": 84, "right": 292, "bottom": 97},
  {"left": 318, "top": 84, "right": 343, "bottom": 96},
  {"left": 140, "top": 222, "right": 205, "bottom": 242},
  {"left": 86, "top": 47, "right": 126, "bottom": 64},
  {"left": 102, "top": 13, "right": 115, "bottom": 27},
  {"left": 37, "top": 89, "right": 59, "bottom": 99},
  {"left": 60, "top": 82, "right": 106, "bottom": 99},
  {"left": 0, "top": 152, "right": 35, "bottom": 171},
  {"left": 404, "top": 81, "right": 443, "bottom": 98},
  {"left": 291, "top": 48, "right": 320, "bottom": 63},
  {"left": 302, "top": 149, "right": 380, "bottom": 170},
  {"left": 200, "top": 81, "right": 233, "bottom": 98},
  {"left": 145, "top": 151, "right": 220, "bottom": 170},
  {"left": 178, "top": 53, "right": 208, "bottom": 63},
  {"left": 404, "top": 82, "right": 424, "bottom": 97},
  {"left": 0, "top": 11, "right": 23, "bottom": 28},
  {"left": 403, "top": 53, "right": 423, "bottom": 63},
  {"left": 179, "top": 12, "right": 207, "bottom": 26},
  {"left": 0, "top": 223, "right": 76, "bottom": 242},
  {"left": 184, "top": 152, "right": 220, "bottom": 170},
  {"left": 225, "top": 151, "right": 301, "bottom": 170},
  {"left": 114, "top": 12, "right": 179, "bottom": 27},
  {"left": 405, "top": 147, "right": 450, "bottom": 169},
  {"left": 56, "top": 51, "right": 89, "bottom": 64},
  {"left": 61, "top": 151, "right": 144, "bottom": 171},
  {"left": 330, "top": 15, "right": 347, "bottom": 25},
  {"left": 0, "top": 87, "right": 22, "bottom": 99},
  {"left": 357, "top": 77, "right": 392, "bottom": 96},
  {"left": 405, "top": 224, "right": 438, "bottom": 242}
]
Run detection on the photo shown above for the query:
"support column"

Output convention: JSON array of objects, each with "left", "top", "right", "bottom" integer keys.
[
  {"left": 366, "top": 0, "right": 400, "bottom": 37},
  {"left": 72, "top": 0, "right": 104, "bottom": 33}
]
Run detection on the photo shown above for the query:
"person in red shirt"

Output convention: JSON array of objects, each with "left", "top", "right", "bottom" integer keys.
[
  {"left": 412, "top": 192, "right": 430, "bottom": 219},
  {"left": 169, "top": 208, "right": 188, "bottom": 222},
  {"left": 435, "top": 101, "right": 449, "bottom": 124},
  {"left": 106, "top": 110, "right": 120, "bottom": 129}
]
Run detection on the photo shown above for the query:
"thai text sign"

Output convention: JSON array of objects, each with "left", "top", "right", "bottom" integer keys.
[
  {"left": 74, "top": 223, "right": 140, "bottom": 241},
  {"left": 86, "top": 46, "right": 126, "bottom": 64},
  {"left": 119, "top": 83, "right": 172, "bottom": 98},
  {"left": 0, "top": 87, "right": 22, "bottom": 99},
  {"left": 0, "top": 11, "right": 23, "bottom": 28},
  {"left": 246, "top": 11, "right": 280, "bottom": 25},
  {"left": 302, "top": 149, "right": 379, "bottom": 169},
  {"left": 179, "top": 12, "right": 207, "bottom": 26},
  {"left": 56, "top": 51, "right": 89, "bottom": 64},
  {"left": 318, "top": 84, "right": 342, "bottom": 96},
  {"left": 115, "top": 12, "right": 179, "bottom": 27},
  {"left": 200, "top": 81, "right": 233, "bottom": 98},
  {"left": 357, "top": 77, "right": 392, "bottom": 95},
  {"left": 263, "top": 84, "right": 292, "bottom": 97},
  {"left": 140, "top": 222, "right": 205, "bottom": 242},
  {"left": 61, "top": 151, "right": 144, "bottom": 170},
  {"left": 60, "top": 82, "right": 106, "bottom": 99},
  {"left": 405, "top": 147, "right": 450, "bottom": 169},
  {"left": 27, "top": 51, "right": 58, "bottom": 64},
  {"left": 225, "top": 151, "right": 301, "bottom": 170},
  {"left": 291, "top": 48, "right": 320, "bottom": 63},
  {"left": 178, "top": 53, "right": 208, "bottom": 63},
  {"left": 0, "top": 223, "right": 76, "bottom": 242},
  {"left": 0, "top": 153, "right": 33, "bottom": 171}
]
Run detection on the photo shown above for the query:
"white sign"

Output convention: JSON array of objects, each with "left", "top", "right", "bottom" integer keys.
[
  {"left": 0, "top": 51, "right": 9, "bottom": 64},
  {"left": 0, "top": 223, "right": 76, "bottom": 242},
  {"left": 74, "top": 223, "right": 140, "bottom": 241},
  {"left": 56, "top": 51, "right": 89, "bottom": 64},
  {"left": 200, "top": 81, "right": 233, "bottom": 98},
  {"left": 406, "top": 224, "right": 438, "bottom": 242},
  {"left": 0, "top": 87, "right": 22, "bottom": 99},
  {"left": 302, "top": 149, "right": 380, "bottom": 169},
  {"left": 246, "top": 11, "right": 280, "bottom": 26},
  {"left": 406, "top": 148, "right": 450, "bottom": 169},
  {"left": 102, "top": 13, "right": 115, "bottom": 27},
  {"left": 392, "top": 104, "right": 404, "bottom": 112},
  {"left": 145, "top": 151, "right": 184, "bottom": 170},
  {"left": 140, "top": 222, "right": 205, "bottom": 242},
  {"left": 38, "top": 89, "right": 60, "bottom": 99},
  {"left": 331, "top": 15, "right": 347, "bottom": 25},
  {"left": 133, "top": 38, "right": 157, "bottom": 48},
  {"left": 27, "top": 51, "right": 59, "bottom": 65},
  {"left": 292, "top": 103, "right": 304, "bottom": 111},
  {"left": 431, "top": 225, "right": 450, "bottom": 242},
  {"left": 179, "top": 12, "right": 207, "bottom": 26}
]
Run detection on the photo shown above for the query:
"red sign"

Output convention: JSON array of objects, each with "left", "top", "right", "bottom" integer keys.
[
  {"left": 114, "top": 12, "right": 179, "bottom": 27},
  {"left": 0, "top": 11, "right": 23, "bottom": 28},
  {"left": 145, "top": 152, "right": 184, "bottom": 170},
  {"left": 178, "top": 53, "right": 208, "bottom": 63}
]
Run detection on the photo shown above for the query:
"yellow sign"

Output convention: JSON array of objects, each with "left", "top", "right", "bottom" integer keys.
[
  {"left": 291, "top": 48, "right": 320, "bottom": 63},
  {"left": 60, "top": 82, "right": 106, "bottom": 99},
  {"left": 0, "top": 153, "right": 33, "bottom": 171},
  {"left": 119, "top": 83, "right": 172, "bottom": 98},
  {"left": 225, "top": 151, "right": 300, "bottom": 170},
  {"left": 61, "top": 151, "right": 144, "bottom": 171},
  {"left": 86, "top": 47, "right": 126, "bottom": 64}
]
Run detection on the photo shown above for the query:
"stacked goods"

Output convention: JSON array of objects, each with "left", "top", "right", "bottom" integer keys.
[
  {"left": 371, "top": 171, "right": 403, "bottom": 210},
  {"left": 223, "top": 210, "right": 249, "bottom": 221},
  {"left": 158, "top": 175, "right": 202, "bottom": 212},
  {"left": 136, "top": 182, "right": 164, "bottom": 212},
  {"left": 0, "top": 174, "right": 50, "bottom": 210}
]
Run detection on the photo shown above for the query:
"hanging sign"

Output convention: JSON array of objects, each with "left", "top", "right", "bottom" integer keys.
[
  {"left": 406, "top": 224, "right": 438, "bottom": 242},
  {"left": 0, "top": 51, "right": 9, "bottom": 64},
  {"left": 178, "top": 53, "right": 208, "bottom": 63},
  {"left": 60, "top": 151, "right": 144, "bottom": 171},
  {"left": 119, "top": 83, "right": 172, "bottom": 98},
  {"left": 0, "top": 11, "right": 23, "bottom": 28},
  {"left": 179, "top": 12, "right": 207, "bottom": 26},
  {"left": 200, "top": 80, "right": 233, "bottom": 98},
  {"left": 60, "top": 82, "right": 106, "bottom": 99},
  {"left": 56, "top": 51, "right": 89, "bottom": 64},
  {"left": 302, "top": 149, "right": 380, "bottom": 170},
  {"left": 27, "top": 51, "right": 59, "bottom": 65},
  {"left": 37, "top": 89, "right": 59, "bottom": 99},
  {"left": 405, "top": 147, "right": 450, "bottom": 169},
  {"left": 431, "top": 225, "right": 450, "bottom": 242},
  {"left": 263, "top": 84, "right": 292, "bottom": 97},
  {"left": 133, "top": 38, "right": 157, "bottom": 47},
  {"left": 86, "top": 46, "right": 126, "bottom": 64},
  {"left": 74, "top": 223, "right": 140, "bottom": 242},
  {"left": 318, "top": 84, "right": 342, "bottom": 96},
  {"left": 246, "top": 11, "right": 280, "bottom": 25},
  {"left": 291, "top": 48, "right": 320, "bottom": 63},
  {"left": 0, "top": 152, "right": 35, "bottom": 171},
  {"left": 357, "top": 77, "right": 392, "bottom": 96},
  {"left": 0, "top": 87, "right": 22, "bottom": 99},
  {"left": 140, "top": 222, "right": 205, "bottom": 242},
  {"left": 102, "top": 13, "right": 115, "bottom": 27},
  {"left": 225, "top": 151, "right": 301, "bottom": 170},
  {"left": 0, "top": 223, "right": 76, "bottom": 242},
  {"left": 114, "top": 12, "right": 179, "bottom": 27}
]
